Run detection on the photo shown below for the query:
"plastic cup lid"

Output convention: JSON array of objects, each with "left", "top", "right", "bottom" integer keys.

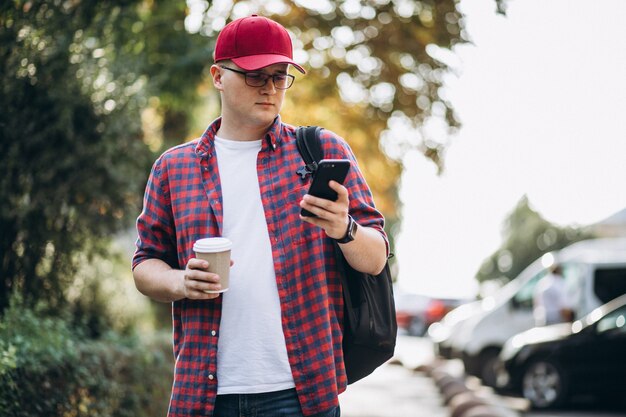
[{"left": 193, "top": 237, "right": 232, "bottom": 253}]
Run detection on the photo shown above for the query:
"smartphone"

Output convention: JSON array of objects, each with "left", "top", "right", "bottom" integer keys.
[{"left": 300, "top": 159, "right": 351, "bottom": 217}]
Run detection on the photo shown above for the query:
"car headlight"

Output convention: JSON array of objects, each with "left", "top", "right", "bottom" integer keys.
[
  {"left": 495, "top": 365, "right": 510, "bottom": 388},
  {"left": 427, "top": 322, "right": 451, "bottom": 343},
  {"left": 500, "top": 334, "right": 525, "bottom": 362}
]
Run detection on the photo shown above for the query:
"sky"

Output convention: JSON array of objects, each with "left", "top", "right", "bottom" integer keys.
[{"left": 395, "top": 0, "right": 626, "bottom": 299}]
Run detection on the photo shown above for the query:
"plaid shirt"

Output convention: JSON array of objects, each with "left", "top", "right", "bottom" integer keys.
[{"left": 133, "top": 116, "right": 386, "bottom": 416}]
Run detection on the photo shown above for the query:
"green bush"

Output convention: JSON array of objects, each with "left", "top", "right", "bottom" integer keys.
[{"left": 0, "top": 303, "right": 172, "bottom": 417}]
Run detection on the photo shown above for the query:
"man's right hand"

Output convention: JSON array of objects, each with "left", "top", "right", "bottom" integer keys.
[
  {"left": 133, "top": 258, "right": 232, "bottom": 303},
  {"left": 182, "top": 258, "right": 224, "bottom": 300}
]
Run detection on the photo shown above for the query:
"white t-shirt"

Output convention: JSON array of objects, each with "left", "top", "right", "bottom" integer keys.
[{"left": 214, "top": 136, "right": 295, "bottom": 394}]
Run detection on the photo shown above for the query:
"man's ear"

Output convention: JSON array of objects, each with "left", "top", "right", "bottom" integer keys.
[{"left": 210, "top": 65, "right": 224, "bottom": 91}]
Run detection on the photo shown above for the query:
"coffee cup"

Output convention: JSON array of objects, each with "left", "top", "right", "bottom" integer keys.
[{"left": 193, "top": 237, "right": 232, "bottom": 293}]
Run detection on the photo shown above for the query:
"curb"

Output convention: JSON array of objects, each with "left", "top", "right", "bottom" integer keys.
[{"left": 414, "top": 363, "right": 518, "bottom": 417}]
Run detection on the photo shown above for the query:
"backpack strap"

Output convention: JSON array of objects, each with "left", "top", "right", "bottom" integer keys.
[{"left": 295, "top": 126, "right": 324, "bottom": 179}]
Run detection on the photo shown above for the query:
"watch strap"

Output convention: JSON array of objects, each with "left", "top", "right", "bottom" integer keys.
[{"left": 335, "top": 215, "right": 356, "bottom": 244}]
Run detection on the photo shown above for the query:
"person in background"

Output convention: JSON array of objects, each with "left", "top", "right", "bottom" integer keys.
[
  {"left": 132, "top": 14, "right": 388, "bottom": 417},
  {"left": 533, "top": 264, "right": 574, "bottom": 326}
]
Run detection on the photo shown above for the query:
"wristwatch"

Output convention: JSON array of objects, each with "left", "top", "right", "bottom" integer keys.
[{"left": 335, "top": 215, "right": 357, "bottom": 244}]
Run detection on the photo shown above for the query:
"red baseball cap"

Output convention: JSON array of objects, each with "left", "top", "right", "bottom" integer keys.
[{"left": 214, "top": 15, "right": 306, "bottom": 74}]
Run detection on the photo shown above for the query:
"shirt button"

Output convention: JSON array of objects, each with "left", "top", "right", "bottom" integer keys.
[
  {"left": 208, "top": 374, "right": 214, "bottom": 380},
  {"left": 211, "top": 330, "right": 217, "bottom": 336}
]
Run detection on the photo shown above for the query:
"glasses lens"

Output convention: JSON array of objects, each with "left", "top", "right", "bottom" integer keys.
[
  {"left": 245, "top": 73, "right": 268, "bottom": 87},
  {"left": 243, "top": 72, "right": 294, "bottom": 89},
  {"left": 273, "top": 74, "right": 292, "bottom": 89}
]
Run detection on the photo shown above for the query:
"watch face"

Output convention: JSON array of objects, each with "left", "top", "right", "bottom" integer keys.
[
  {"left": 348, "top": 217, "right": 357, "bottom": 239},
  {"left": 336, "top": 216, "right": 356, "bottom": 243}
]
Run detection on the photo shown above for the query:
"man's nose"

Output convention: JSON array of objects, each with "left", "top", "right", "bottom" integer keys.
[{"left": 260, "top": 77, "right": 277, "bottom": 94}]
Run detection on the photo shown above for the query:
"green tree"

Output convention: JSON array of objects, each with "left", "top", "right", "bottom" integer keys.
[
  {"left": 476, "top": 196, "right": 593, "bottom": 284},
  {"left": 0, "top": 1, "right": 207, "bottom": 312},
  {"left": 194, "top": 0, "right": 479, "bottom": 252}
]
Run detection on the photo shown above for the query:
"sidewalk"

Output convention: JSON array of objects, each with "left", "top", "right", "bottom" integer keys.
[
  {"left": 340, "top": 362, "right": 449, "bottom": 417},
  {"left": 340, "top": 336, "right": 450, "bottom": 417}
]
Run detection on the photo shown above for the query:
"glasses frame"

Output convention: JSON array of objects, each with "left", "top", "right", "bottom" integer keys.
[{"left": 219, "top": 65, "right": 295, "bottom": 90}]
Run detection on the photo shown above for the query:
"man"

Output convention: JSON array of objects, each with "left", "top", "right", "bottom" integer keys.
[
  {"left": 533, "top": 264, "right": 574, "bottom": 326},
  {"left": 132, "top": 15, "right": 388, "bottom": 417}
]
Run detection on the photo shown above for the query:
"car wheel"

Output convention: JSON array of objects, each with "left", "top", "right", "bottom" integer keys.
[
  {"left": 522, "top": 359, "right": 568, "bottom": 409},
  {"left": 408, "top": 316, "right": 426, "bottom": 336},
  {"left": 478, "top": 349, "right": 500, "bottom": 387}
]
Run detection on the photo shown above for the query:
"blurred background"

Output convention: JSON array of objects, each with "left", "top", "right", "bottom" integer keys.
[{"left": 2, "top": 0, "right": 625, "bottom": 415}]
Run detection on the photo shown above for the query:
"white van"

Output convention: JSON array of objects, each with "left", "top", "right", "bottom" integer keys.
[{"left": 448, "top": 238, "right": 626, "bottom": 386}]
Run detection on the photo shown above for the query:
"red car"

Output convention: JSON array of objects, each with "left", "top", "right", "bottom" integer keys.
[{"left": 395, "top": 290, "right": 468, "bottom": 336}]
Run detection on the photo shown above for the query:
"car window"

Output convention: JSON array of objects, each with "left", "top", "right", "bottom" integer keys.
[
  {"left": 513, "top": 270, "right": 547, "bottom": 309},
  {"left": 562, "top": 263, "right": 584, "bottom": 308},
  {"left": 594, "top": 267, "right": 626, "bottom": 304},
  {"left": 596, "top": 306, "right": 626, "bottom": 334}
]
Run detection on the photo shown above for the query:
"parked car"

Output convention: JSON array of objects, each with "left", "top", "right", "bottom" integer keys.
[
  {"left": 495, "top": 293, "right": 626, "bottom": 409},
  {"left": 394, "top": 290, "right": 431, "bottom": 336},
  {"left": 451, "top": 238, "right": 626, "bottom": 387},
  {"left": 394, "top": 289, "right": 469, "bottom": 336},
  {"left": 428, "top": 300, "right": 482, "bottom": 358}
]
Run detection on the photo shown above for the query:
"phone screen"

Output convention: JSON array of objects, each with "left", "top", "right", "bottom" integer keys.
[{"left": 301, "top": 159, "right": 351, "bottom": 217}]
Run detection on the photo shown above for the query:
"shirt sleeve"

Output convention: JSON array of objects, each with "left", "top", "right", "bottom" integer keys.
[{"left": 132, "top": 155, "right": 178, "bottom": 270}]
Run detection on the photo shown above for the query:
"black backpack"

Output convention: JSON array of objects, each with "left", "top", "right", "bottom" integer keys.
[{"left": 295, "top": 126, "right": 398, "bottom": 384}]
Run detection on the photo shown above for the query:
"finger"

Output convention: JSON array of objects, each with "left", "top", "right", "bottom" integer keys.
[
  {"left": 328, "top": 181, "right": 349, "bottom": 209},
  {"left": 187, "top": 275, "right": 222, "bottom": 290},
  {"left": 185, "top": 269, "right": 220, "bottom": 284},
  {"left": 300, "top": 194, "right": 336, "bottom": 217},
  {"left": 184, "top": 273, "right": 223, "bottom": 296},
  {"left": 187, "top": 257, "right": 209, "bottom": 270},
  {"left": 187, "top": 288, "right": 221, "bottom": 300},
  {"left": 328, "top": 180, "right": 348, "bottom": 201},
  {"left": 300, "top": 213, "right": 329, "bottom": 227}
]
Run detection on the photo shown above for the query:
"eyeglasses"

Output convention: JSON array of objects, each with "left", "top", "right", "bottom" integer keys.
[{"left": 219, "top": 65, "right": 295, "bottom": 90}]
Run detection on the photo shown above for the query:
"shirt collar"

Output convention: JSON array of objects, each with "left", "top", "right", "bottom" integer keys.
[{"left": 195, "top": 116, "right": 284, "bottom": 157}]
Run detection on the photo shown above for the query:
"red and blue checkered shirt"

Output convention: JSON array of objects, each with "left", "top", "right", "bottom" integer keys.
[{"left": 133, "top": 116, "right": 387, "bottom": 416}]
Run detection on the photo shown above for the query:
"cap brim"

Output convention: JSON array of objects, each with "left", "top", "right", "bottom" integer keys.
[{"left": 232, "top": 54, "right": 306, "bottom": 74}]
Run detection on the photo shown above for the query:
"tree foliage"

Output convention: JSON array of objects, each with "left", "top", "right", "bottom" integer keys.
[
  {"left": 192, "top": 0, "right": 473, "bottom": 249},
  {"left": 0, "top": 300, "right": 172, "bottom": 416},
  {"left": 475, "top": 196, "right": 594, "bottom": 284},
  {"left": 0, "top": 1, "right": 207, "bottom": 312}
]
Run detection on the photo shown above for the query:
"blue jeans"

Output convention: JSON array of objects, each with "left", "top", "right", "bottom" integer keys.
[{"left": 213, "top": 388, "right": 340, "bottom": 417}]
